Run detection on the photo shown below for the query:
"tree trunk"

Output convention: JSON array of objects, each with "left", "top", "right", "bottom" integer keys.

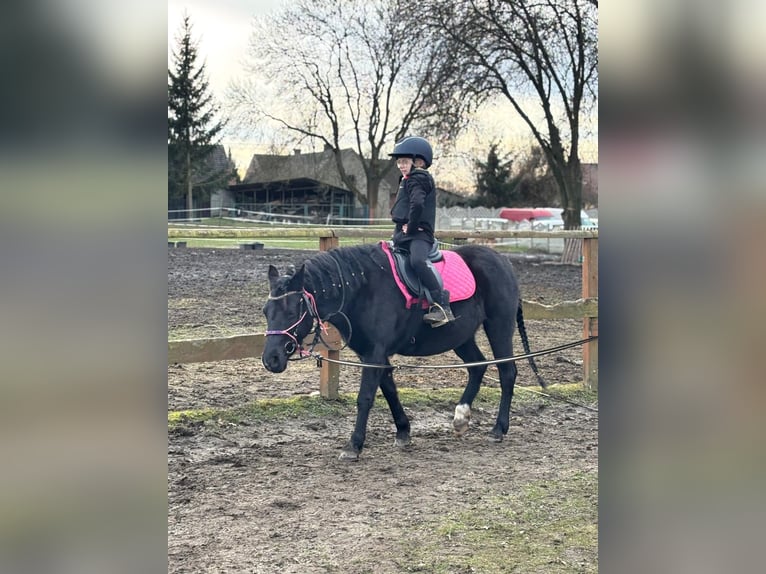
[
  {"left": 366, "top": 178, "right": 380, "bottom": 222},
  {"left": 185, "top": 148, "right": 193, "bottom": 215},
  {"left": 560, "top": 158, "right": 583, "bottom": 264}
]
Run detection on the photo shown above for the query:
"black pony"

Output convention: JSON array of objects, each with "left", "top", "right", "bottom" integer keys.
[{"left": 261, "top": 242, "right": 545, "bottom": 461}]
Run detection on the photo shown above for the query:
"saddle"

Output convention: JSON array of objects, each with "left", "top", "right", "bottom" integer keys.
[
  {"left": 380, "top": 241, "right": 476, "bottom": 309},
  {"left": 389, "top": 240, "right": 443, "bottom": 299}
]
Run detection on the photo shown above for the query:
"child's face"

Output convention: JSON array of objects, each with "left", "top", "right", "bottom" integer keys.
[{"left": 396, "top": 157, "right": 414, "bottom": 176}]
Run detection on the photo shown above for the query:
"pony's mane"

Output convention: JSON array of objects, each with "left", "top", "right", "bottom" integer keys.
[{"left": 303, "top": 243, "right": 379, "bottom": 297}]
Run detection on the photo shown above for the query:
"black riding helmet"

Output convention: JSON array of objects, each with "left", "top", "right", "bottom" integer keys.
[{"left": 388, "top": 136, "right": 433, "bottom": 168}]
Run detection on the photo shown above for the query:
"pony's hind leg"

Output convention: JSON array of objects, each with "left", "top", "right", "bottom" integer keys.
[
  {"left": 379, "top": 369, "right": 411, "bottom": 448},
  {"left": 452, "top": 338, "right": 488, "bottom": 436},
  {"left": 484, "top": 319, "right": 518, "bottom": 442},
  {"left": 489, "top": 361, "right": 517, "bottom": 442}
]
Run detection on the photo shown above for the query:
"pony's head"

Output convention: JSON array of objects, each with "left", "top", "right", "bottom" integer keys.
[{"left": 261, "top": 264, "right": 314, "bottom": 373}]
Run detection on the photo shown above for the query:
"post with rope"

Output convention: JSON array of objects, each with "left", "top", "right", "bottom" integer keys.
[
  {"left": 582, "top": 237, "right": 598, "bottom": 390},
  {"left": 319, "top": 234, "right": 341, "bottom": 399}
]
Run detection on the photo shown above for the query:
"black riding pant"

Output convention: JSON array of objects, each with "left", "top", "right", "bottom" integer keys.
[{"left": 407, "top": 237, "right": 442, "bottom": 297}]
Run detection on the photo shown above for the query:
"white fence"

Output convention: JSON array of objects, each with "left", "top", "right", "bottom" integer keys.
[
  {"left": 167, "top": 205, "right": 591, "bottom": 254},
  {"left": 436, "top": 206, "right": 567, "bottom": 253}
]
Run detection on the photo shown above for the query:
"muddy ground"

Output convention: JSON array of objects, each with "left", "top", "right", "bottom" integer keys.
[{"left": 168, "top": 246, "right": 598, "bottom": 573}]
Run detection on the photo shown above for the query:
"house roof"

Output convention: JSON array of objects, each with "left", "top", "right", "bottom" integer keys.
[
  {"left": 205, "top": 144, "right": 235, "bottom": 173},
  {"left": 243, "top": 147, "right": 363, "bottom": 191}
]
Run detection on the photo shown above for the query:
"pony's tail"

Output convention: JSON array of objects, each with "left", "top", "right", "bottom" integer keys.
[{"left": 516, "top": 303, "right": 548, "bottom": 389}]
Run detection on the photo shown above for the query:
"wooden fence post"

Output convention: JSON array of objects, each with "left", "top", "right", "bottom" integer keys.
[
  {"left": 582, "top": 237, "right": 598, "bottom": 390},
  {"left": 319, "top": 235, "right": 340, "bottom": 399}
]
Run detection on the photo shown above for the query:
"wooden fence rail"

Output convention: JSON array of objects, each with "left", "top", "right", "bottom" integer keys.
[
  {"left": 168, "top": 298, "right": 598, "bottom": 363},
  {"left": 168, "top": 227, "right": 598, "bottom": 240},
  {"left": 168, "top": 228, "right": 598, "bottom": 396}
]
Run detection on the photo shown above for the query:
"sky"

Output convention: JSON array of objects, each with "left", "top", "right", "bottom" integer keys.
[
  {"left": 168, "top": 0, "right": 597, "bottom": 190},
  {"left": 168, "top": 0, "right": 281, "bottom": 96},
  {"left": 168, "top": 0, "right": 285, "bottom": 175}
]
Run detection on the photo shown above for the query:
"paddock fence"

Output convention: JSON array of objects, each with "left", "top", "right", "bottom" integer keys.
[{"left": 168, "top": 227, "right": 598, "bottom": 398}]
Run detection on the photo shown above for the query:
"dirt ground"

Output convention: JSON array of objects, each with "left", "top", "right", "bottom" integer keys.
[{"left": 168, "top": 246, "right": 598, "bottom": 573}]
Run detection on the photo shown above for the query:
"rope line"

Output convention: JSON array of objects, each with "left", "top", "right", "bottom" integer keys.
[
  {"left": 310, "top": 335, "right": 597, "bottom": 371},
  {"left": 513, "top": 384, "right": 598, "bottom": 412},
  {"left": 307, "top": 336, "right": 599, "bottom": 412},
  {"left": 481, "top": 373, "right": 598, "bottom": 412}
]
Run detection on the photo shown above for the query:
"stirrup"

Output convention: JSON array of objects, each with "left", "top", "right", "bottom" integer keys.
[{"left": 423, "top": 303, "right": 454, "bottom": 326}]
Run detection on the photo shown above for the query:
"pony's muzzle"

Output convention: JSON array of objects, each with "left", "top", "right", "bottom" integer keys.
[
  {"left": 261, "top": 344, "right": 290, "bottom": 373},
  {"left": 262, "top": 332, "right": 298, "bottom": 372},
  {"left": 261, "top": 352, "right": 286, "bottom": 373}
]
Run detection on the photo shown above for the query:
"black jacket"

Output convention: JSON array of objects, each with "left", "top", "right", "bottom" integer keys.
[{"left": 390, "top": 168, "right": 436, "bottom": 240}]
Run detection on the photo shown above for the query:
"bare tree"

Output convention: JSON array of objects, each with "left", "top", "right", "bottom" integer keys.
[
  {"left": 423, "top": 0, "right": 598, "bottom": 235},
  {"left": 229, "top": 0, "right": 477, "bottom": 219}
]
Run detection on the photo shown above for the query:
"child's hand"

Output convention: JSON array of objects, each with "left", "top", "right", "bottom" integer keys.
[{"left": 402, "top": 224, "right": 408, "bottom": 234}]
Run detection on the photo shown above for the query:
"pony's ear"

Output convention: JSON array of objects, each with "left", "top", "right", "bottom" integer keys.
[
  {"left": 287, "top": 264, "right": 305, "bottom": 288},
  {"left": 268, "top": 265, "right": 280, "bottom": 283}
]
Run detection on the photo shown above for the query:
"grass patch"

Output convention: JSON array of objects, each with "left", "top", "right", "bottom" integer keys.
[
  {"left": 515, "top": 382, "right": 598, "bottom": 409},
  {"left": 392, "top": 383, "right": 596, "bottom": 411},
  {"left": 168, "top": 394, "right": 351, "bottom": 429},
  {"left": 168, "top": 407, "right": 218, "bottom": 426},
  {"left": 168, "top": 383, "right": 596, "bottom": 430},
  {"left": 168, "top": 237, "right": 318, "bottom": 249},
  {"left": 491, "top": 243, "right": 535, "bottom": 254},
  {"left": 168, "top": 237, "right": 382, "bottom": 250},
  {"left": 401, "top": 472, "right": 598, "bottom": 573}
]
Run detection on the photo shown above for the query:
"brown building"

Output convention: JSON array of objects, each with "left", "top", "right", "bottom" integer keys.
[{"left": 222, "top": 147, "right": 400, "bottom": 222}]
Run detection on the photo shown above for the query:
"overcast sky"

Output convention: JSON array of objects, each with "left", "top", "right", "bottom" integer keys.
[
  {"left": 168, "top": 0, "right": 287, "bottom": 174},
  {"left": 168, "top": 0, "right": 597, "bottom": 188},
  {"left": 168, "top": 0, "right": 282, "bottom": 100}
]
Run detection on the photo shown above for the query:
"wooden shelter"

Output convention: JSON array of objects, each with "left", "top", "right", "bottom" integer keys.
[{"left": 226, "top": 147, "right": 399, "bottom": 222}]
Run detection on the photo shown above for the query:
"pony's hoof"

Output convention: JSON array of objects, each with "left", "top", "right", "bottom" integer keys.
[
  {"left": 338, "top": 449, "right": 360, "bottom": 462},
  {"left": 453, "top": 422, "right": 469, "bottom": 437},
  {"left": 453, "top": 403, "right": 471, "bottom": 436},
  {"left": 394, "top": 436, "right": 412, "bottom": 449},
  {"left": 488, "top": 432, "right": 504, "bottom": 443}
]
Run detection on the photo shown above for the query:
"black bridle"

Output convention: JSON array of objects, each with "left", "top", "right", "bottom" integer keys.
[{"left": 264, "top": 289, "right": 326, "bottom": 360}]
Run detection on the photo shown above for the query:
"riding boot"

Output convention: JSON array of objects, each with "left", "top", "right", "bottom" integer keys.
[{"left": 423, "top": 289, "right": 456, "bottom": 327}]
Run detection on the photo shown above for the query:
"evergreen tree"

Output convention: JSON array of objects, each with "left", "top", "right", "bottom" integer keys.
[
  {"left": 474, "top": 143, "right": 512, "bottom": 208},
  {"left": 168, "top": 14, "right": 227, "bottom": 213},
  {"left": 474, "top": 143, "right": 559, "bottom": 208}
]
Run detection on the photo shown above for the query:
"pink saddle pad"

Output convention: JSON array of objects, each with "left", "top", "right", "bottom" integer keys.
[{"left": 380, "top": 241, "right": 476, "bottom": 309}]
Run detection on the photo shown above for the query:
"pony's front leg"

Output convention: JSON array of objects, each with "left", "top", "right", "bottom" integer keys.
[
  {"left": 379, "top": 366, "right": 411, "bottom": 448},
  {"left": 339, "top": 364, "right": 383, "bottom": 461}
]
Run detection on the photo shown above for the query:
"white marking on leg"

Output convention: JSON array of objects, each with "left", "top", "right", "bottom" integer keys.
[{"left": 453, "top": 403, "right": 471, "bottom": 436}]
